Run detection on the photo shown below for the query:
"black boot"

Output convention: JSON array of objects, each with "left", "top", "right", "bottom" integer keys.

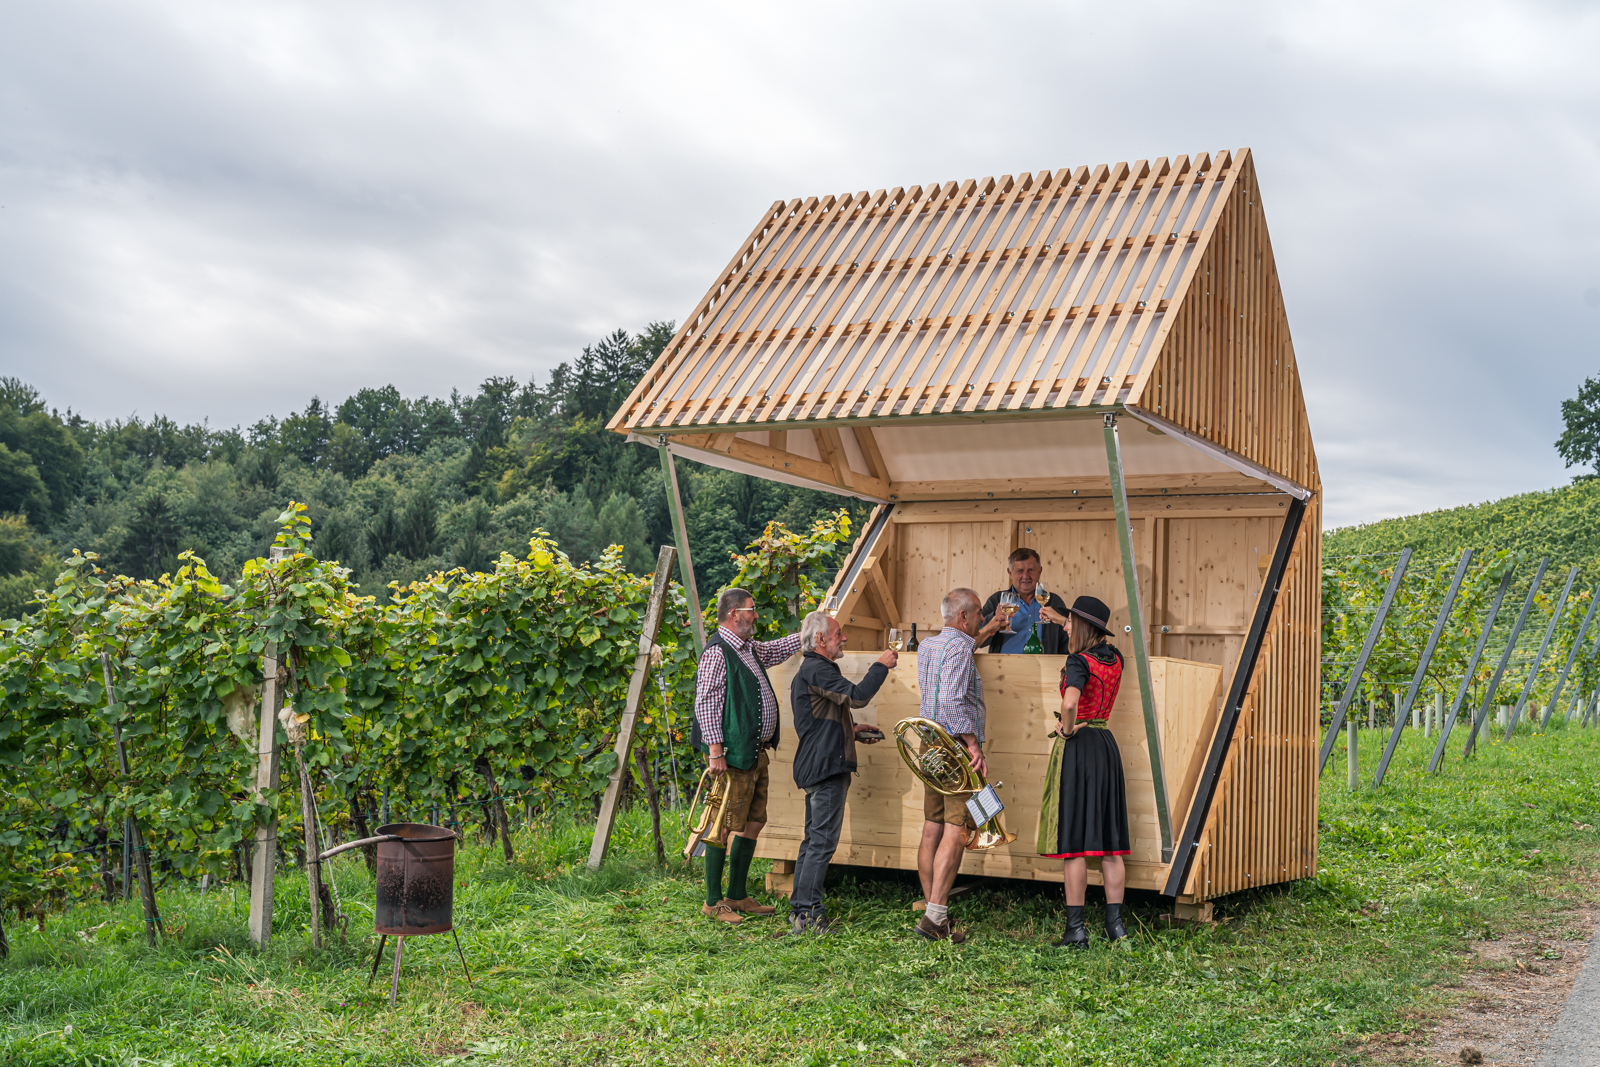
[
  {"left": 1104, "top": 902, "right": 1127, "bottom": 942},
  {"left": 1054, "top": 905, "right": 1089, "bottom": 949}
]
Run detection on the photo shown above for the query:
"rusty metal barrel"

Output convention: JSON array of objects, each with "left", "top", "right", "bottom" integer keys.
[{"left": 373, "top": 823, "right": 457, "bottom": 936}]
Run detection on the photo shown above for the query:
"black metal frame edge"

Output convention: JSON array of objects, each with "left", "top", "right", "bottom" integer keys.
[{"left": 1161, "top": 495, "right": 1308, "bottom": 899}]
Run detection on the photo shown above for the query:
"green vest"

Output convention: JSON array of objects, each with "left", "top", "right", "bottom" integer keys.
[{"left": 708, "top": 633, "right": 778, "bottom": 772}]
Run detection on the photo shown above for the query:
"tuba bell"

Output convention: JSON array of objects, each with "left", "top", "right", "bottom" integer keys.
[
  {"left": 681, "top": 767, "right": 732, "bottom": 861},
  {"left": 893, "top": 717, "right": 1017, "bottom": 851}
]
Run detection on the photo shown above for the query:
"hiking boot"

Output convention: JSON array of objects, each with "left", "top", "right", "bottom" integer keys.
[
  {"left": 914, "top": 916, "right": 967, "bottom": 944},
  {"left": 790, "top": 912, "right": 833, "bottom": 936},
  {"left": 1104, "top": 902, "right": 1128, "bottom": 942},
  {"left": 721, "top": 896, "right": 776, "bottom": 916},
  {"left": 701, "top": 902, "right": 742, "bottom": 924},
  {"left": 1054, "top": 904, "right": 1088, "bottom": 949}
]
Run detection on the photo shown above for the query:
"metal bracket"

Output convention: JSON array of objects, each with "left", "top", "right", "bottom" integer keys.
[{"left": 1103, "top": 413, "right": 1172, "bottom": 863}]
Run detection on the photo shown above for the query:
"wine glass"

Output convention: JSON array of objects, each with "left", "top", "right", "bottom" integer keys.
[
  {"left": 999, "top": 591, "right": 1018, "bottom": 634},
  {"left": 888, "top": 628, "right": 904, "bottom": 653}
]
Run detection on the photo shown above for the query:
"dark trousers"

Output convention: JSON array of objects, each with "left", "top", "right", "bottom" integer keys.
[{"left": 791, "top": 772, "right": 850, "bottom": 918}]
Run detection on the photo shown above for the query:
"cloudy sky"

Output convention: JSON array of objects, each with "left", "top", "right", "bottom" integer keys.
[{"left": 2, "top": 0, "right": 1597, "bottom": 528}]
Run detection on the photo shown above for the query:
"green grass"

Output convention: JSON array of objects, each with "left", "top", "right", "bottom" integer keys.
[{"left": 4, "top": 727, "right": 1599, "bottom": 1067}]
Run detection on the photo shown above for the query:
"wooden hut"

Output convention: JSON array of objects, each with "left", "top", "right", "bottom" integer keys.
[{"left": 607, "top": 148, "right": 1320, "bottom": 911}]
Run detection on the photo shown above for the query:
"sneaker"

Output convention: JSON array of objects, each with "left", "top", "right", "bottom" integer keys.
[
  {"left": 721, "top": 896, "right": 776, "bottom": 916},
  {"left": 913, "top": 916, "right": 967, "bottom": 944},
  {"left": 701, "top": 902, "right": 742, "bottom": 924}
]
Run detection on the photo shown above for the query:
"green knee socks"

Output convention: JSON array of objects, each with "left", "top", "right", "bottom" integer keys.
[
  {"left": 703, "top": 844, "right": 726, "bottom": 907},
  {"left": 726, "top": 834, "right": 757, "bottom": 901}
]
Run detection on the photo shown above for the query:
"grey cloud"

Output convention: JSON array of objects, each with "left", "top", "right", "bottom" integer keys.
[{"left": 1, "top": 0, "right": 1597, "bottom": 527}]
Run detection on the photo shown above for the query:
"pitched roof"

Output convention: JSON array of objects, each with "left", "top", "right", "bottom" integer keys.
[{"left": 609, "top": 150, "right": 1241, "bottom": 433}]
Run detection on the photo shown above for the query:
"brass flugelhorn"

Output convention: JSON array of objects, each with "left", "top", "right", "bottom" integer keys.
[
  {"left": 681, "top": 767, "right": 732, "bottom": 861},
  {"left": 893, "top": 717, "right": 1016, "bottom": 851}
]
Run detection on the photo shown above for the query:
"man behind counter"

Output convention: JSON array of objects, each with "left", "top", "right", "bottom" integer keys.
[{"left": 977, "top": 548, "right": 1073, "bottom": 654}]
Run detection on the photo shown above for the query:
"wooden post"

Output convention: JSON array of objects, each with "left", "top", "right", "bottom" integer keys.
[
  {"left": 1346, "top": 720, "right": 1358, "bottom": 791},
  {"left": 100, "top": 653, "right": 162, "bottom": 945},
  {"left": 657, "top": 438, "right": 705, "bottom": 654},
  {"left": 290, "top": 727, "right": 323, "bottom": 948},
  {"left": 249, "top": 545, "right": 290, "bottom": 949},
  {"left": 588, "top": 545, "right": 677, "bottom": 871}
]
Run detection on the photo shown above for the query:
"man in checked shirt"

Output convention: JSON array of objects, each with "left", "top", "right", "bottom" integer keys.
[
  {"left": 691, "top": 587, "right": 802, "bottom": 924},
  {"left": 913, "top": 587, "right": 988, "bottom": 943}
]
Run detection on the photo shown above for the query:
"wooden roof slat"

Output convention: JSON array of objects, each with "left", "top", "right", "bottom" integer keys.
[
  {"left": 795, "top": 182, "right": 960, "bottom": 426},
  {"left": 612, "top": 151, "right": 1250, "bottom": 433},
  {"left": 1068, "top": 157, "right": 1186, "bottom": 407},
  {"left": 1021, "top": 161, "right": 1140, "bottom": 407},
  {"left": 605, "top": 198, "right": 790, "bottom": 434},
  {"left": 661, "top": 194, "right": 849, "bottom": 428},
  {"left": 729, "top": 185, "right": 927, "bottom": 426},
  {"left": 923, "top": 170, "right": 1067, "bottom": 415},
  {"left": 635, "top": 196, "right": 813, "bottom": 430},
  {"left": 1088, "top": 155, "right": 1207, "bottom": 402},
  {"left": 1126, "top": 149, "right": 1244, "bottom": 406},
  {"left": 728, "top": 189, "right": 894, "bottom": 426}
]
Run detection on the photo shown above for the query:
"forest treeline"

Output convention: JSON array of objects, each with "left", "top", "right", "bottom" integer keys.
[{"left": 0, "top": 324, "right": 865, "bottom": 618}]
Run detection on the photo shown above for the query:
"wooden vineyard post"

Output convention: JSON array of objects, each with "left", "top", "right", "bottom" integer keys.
[
  {"left": 101, "top": 652, "right": 163, "bottom": 945},
  {"left": 1319, "top": 549, "right": 1412, "bottom": 774},
  {"left": 1374, "top": 549, "right": 1470, "bottom": 787},
  {"left": 1465, "top": 558, "right": 1548, "bottom": 757},
  {"left": 249, "top": 545, "right": 291, "bottom": 949},
  {"left": 1504, "top": 564, "right": 1577, "bottom": 740},
  {"left": 284, "top": 709, "right": 324, "bottom": 949},
  {"left": 588, "top": 545, "right": 677, "bottom": 871}
]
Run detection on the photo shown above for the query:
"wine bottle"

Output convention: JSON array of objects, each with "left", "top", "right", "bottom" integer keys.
[
  {"left": 906, "top": 623, "right": 919, "bottom": 652},
  {"left": 1022, "top": 618, "right": 1043, "bottom": 654}
]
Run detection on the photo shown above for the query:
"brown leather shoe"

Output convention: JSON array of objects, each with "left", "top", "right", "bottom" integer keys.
[
  {"left": 721, "top": 896, "right": 776, "bottom": 915},
  {"left": 701, "top": 902, "right": 742, "bottom": 924},
  {"left": 914, "top": 916, "right": 967, "bottom": 944}
]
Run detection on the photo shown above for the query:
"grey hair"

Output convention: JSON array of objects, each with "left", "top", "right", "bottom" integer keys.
[
  {"left": 940, "top": 587, "right": 980, "bottom": 623},
  {"left": 716, "top": 587, "right": 754, "bottom": 622},
  {"left": 799, "top": 610, "right": 836, "bottom": 652}
]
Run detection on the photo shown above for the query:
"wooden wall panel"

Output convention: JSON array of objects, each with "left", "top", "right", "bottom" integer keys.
[
  {"left": 1180, "top": 495, "right": 1321, "bottom": 899},
  {"left": 755, "top": 653, "right": 1220, "bottom": 890},
  {"left": 893, "top": 520, "right": 1008, "bottom": 631}
]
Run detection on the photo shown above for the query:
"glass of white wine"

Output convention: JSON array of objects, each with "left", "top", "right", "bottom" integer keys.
[
  {"left": 888, "top": 628, "right": 904, "bottom": 653},
  {"left": 999, "top": 590, "right": 1019, "bottom": 634}
]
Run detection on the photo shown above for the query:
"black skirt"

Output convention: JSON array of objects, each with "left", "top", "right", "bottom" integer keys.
[{"left": 1038, "top": 726, "right": 1130, "bottom": 859}]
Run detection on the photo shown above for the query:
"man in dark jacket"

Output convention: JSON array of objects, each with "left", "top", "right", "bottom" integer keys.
[
  {"left": 788, "top": 610, "right": 897, "bottom": 933},
  {"left": 976, "top": 547, "right": 1073, "bottom": 654}
]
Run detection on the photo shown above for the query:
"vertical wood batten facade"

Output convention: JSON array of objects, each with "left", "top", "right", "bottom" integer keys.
[{"left": 613, "top": 148, "right": 1322, "bottom": 903}]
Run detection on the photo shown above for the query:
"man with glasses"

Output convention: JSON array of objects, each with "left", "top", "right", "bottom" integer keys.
[{"left": 691, "top": 587, "right": 802, "bottom": 924}]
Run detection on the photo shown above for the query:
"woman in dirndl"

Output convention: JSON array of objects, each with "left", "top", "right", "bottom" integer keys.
[{"left": 1036, "top": 595, "right": 1129, "bottom": 948}]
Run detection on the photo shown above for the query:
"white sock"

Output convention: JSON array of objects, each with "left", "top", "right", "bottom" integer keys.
[{"left": 925, "top": 902, "right": 949, "bottom": 924}]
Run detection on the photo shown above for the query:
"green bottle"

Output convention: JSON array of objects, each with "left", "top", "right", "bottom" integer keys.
[{"left": 1022, "top": 618, "right": 1044, "bottom": 654}]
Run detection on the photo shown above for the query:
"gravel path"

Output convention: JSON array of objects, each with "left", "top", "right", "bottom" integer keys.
[{"left": 1538, "top": 922, "right": 1600, "bottom": 1067}]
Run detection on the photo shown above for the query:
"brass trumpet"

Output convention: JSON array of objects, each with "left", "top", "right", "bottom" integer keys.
[
  {"left": 893, "top": 717, "right": 1016, "bottom": 851},
  {"left": 681, "top": 767, "right": 731, "bottom": 861}
]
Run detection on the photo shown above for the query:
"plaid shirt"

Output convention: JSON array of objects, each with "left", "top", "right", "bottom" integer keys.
[
  {"left": 693, "top": 626, "right": 802, "bottom": 747},
  {"left": 916, "top": 626, "right": 985, "bottom": 743}
]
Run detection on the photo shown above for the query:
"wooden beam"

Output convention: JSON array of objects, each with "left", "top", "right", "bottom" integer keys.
[
  {"left": 853, "top": 425, "right": 887, "bottom": 482},
  {"left": 887, "top": 471, "right": 1273, "bottom": 501},
  {"left": 673, "top": 431, "right": 891, "bottom": 500},
  {"left": 588, "top": 545, "right": 676, "bottom": 871},
  {"left": 869, "top": 562, "right": 902, "bottom": 628},
  {"left": 814, "top": 427, "right": 851, "bottom": 488}
]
